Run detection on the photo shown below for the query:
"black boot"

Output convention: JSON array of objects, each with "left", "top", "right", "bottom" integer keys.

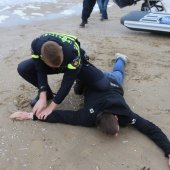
[
  {"left": 80, "top": 20, "right": 87, "bottom": 28},
  {"left": 74, "top": 80, "right": 85, "bottom": 95},
  {"left": 30, "top": 90, "right": 54, "bottom": 107},
  {"left": 100, "top": 16, "right": 108, "bottom": 21}
]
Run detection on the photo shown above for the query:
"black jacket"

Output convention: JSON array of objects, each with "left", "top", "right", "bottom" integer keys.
[
  {"left": 35, "top": 77, "right": 170, "bottom": 157},
  {"left": 31, "top": 32, "right": 82, "bottom": 104}
]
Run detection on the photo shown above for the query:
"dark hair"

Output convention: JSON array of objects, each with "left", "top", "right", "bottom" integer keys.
[
  {"left": 41, "top": 41, "right": 63, "bottom": 67},
  {"left": 96, "top": 111, "right": 119, "bottom": 135}
]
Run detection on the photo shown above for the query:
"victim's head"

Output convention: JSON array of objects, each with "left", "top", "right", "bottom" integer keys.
[
  {"left": 41, "top": 41, "right": 63, "bottom": 68},
  {"left": 96, "top": 111, "right": 119, "bottom": 136}
]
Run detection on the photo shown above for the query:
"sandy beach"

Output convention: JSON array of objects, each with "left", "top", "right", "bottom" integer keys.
[{"left": 0, "top": 2, "right": 170, "bottom": 170}]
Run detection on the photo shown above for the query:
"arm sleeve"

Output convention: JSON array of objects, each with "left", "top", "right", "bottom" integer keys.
[
  {"left": 31, "top": 38, "right": 49, "bottom": 90},
  {"left": 33, "top": 108, "right": 96, "bottom": 127},
  {"left": 53, "top": 68, "right": 80, "bottom": 104},
  {"left": 131, "top": 112, "right": 170, "bottom": 157}
]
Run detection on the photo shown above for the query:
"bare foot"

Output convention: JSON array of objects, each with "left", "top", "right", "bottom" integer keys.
[{"left": 10, "top": 111, "right": 33, "bottom": 121}]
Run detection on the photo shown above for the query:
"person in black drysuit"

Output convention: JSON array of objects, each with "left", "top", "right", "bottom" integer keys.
[
  {"left": 17, "top": 32, "right": 109, "bottom": 118},
  {"left": 12, "top": 55, "right": 170, "bottom": 166}
]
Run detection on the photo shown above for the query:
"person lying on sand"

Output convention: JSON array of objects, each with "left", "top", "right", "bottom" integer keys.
[{"left": 12, "top": 54, "right": 170, "bottom": 167}]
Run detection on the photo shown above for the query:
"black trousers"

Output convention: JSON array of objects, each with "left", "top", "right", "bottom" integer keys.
[{"left": 82, "top": 0, "right": 97, "bottom": 22}]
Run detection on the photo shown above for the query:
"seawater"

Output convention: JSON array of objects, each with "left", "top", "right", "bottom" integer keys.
[
  {"left": 0, "top": 0, "right": 170, "bottom": 27},
  {"left": 0, "top": 0, "right": 85, "bottom": 27},
  {"left": 0, "top": 0, "right": 58, "bottom": 6}
]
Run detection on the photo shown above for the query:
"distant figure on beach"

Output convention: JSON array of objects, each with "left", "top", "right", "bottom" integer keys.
[
  {"left": 12, "top": 54, "right": 170, "bottom": 167},
  {"left": 80, "top": 0, "right": 109, "bottom": 27},
  {"left": 17, "top": 32, "right": 111, "bottom": 119}
]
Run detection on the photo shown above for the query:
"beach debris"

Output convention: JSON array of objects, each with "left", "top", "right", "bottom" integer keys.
[
  {"left": 91, "top": 143, "right": 96, "bottom": 146},
  {"left": 41, "top": 128, "right": 46, "bottom": 132},
  {"left": 19, "top": 147, "right": 29, "bottom": 151},
  {"left": 122, "top": 140, "right": 128, "bottom": 143},
  {"left": 51, "top": 158, "right": 57, "bottom": 162}
]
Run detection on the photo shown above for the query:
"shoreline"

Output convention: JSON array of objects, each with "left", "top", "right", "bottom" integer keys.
[
  {"left": 0, "top": 3, "right": 83, "bottom": 28},
  {"left": 0, "top": 0, "right": 102, "bottom": 28}
]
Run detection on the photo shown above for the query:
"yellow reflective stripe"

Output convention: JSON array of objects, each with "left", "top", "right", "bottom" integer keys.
[
  {"left": 74, "top": 42, "right": 80, "bottom": 57},
  {"left": 49, "top": 32, "right": 77, "bottom": 40},
  {"left": 62, "top": 35, "right": 80, "bottom": 57},
  {"left": 67, "top": 64, "right": 76, "bottom": 69},
  {"left": 32, "top": 54, "right": 39, "bottom": 58},
  {"left": 57, "top": 34, "right": 81, "bottom": 57},
  {"left": 45, "top": 32, "right": 77, "bottom": 40},
  {"left": 60, "top": 34, "right": 76, "bottom": 42},
  {"left": 58, "top": 33, "right": 77, "bottom": 40}
]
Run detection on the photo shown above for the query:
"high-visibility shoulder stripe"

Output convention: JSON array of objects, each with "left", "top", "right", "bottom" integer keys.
[
  {"left": 67, "top": 63, "right": 76, "bottom": 69},
  {"left": 62, "top": 36, "right": 81, "bottom": 57},
  {"left": 32, "top": 54, "right": 39, "bottom": 59},
  {"left": 44, "top": 32, "right": 77, "bottom": 40},
  {"left": 59, "top": 33, "right": 77, "bottom": 40},
  {"left": 74, "top": 42, "right": 80, "bottom": 57}
]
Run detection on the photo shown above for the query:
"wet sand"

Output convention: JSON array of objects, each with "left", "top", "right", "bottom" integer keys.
[{"left": 0, "top": 3, "right": 170, "bottom": 170}]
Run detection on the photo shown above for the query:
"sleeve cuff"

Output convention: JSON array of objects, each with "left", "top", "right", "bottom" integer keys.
[
  {"left": 38, "top": 86, "right": 48, "bottom": 93},
  {"left": 33, "top": 115, "right": 38, "bottom": 121},
  {"left": 53, "top": 97, "right": 61, "bottom": 105},
  {"left": 165, "top": 152, "right": 170, "bottom": 158}
]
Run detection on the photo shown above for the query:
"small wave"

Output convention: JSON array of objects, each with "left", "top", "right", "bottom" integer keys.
[
  {"left": 0, "top": 15, "right": 9, "bottom": 23},
  {"left": 0, "top": 0, "right": 57, "bottom": 6}
]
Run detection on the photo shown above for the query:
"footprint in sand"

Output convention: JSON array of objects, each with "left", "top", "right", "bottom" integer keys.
[{"left": 14, "top": 94, "right": 30, "bottom": 110}]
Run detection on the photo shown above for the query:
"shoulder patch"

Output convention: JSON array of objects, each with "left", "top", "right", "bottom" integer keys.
[
  {"left": 72, "top": 57, "right": 80, "bottom": 67},
  {"left": 70, "top": 57, "right": 81, "bottom": 68}
]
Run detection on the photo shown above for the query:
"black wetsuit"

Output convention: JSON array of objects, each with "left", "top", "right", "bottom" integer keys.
[
  {"left": 35, "top": 77, "right": 170, "bottom": 157},
  {"left": 17, "top": 32, "right": 109, "bottom": 104}
]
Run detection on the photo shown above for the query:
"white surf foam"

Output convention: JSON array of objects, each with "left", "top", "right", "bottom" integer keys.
[{"left": 0, "top": 15, "right": 9, "bottom": 23}]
